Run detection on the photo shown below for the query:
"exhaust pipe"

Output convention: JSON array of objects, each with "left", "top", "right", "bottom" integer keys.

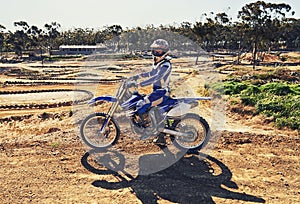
[{"left": 162, "top": 128, "right": 190, "bottom": 137}]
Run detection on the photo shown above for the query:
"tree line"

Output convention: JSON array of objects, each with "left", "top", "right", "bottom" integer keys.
[{"left": 0, "top": 1, "right": 299, "bottom": 63}]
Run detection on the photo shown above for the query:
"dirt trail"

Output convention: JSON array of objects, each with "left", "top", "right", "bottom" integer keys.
[
  {"left": 0, "top": 108, "right": 299, "bottom": 204},
  {"left": 0, "top": 59, "right": 299, "bottom": 203}
]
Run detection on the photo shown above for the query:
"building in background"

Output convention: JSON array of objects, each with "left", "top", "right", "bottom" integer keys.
[{"left": 52, "top": 44, "right": 107, "bottom": 55}]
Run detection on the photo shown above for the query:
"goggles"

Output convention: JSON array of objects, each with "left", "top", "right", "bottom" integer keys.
[{"left": 151, "top": 49, "right": 165, "bottom": 57}]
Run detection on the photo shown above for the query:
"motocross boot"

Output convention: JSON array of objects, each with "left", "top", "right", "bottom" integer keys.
[{"left": 153, "top": 133, "right": 166, "bottom": 145}]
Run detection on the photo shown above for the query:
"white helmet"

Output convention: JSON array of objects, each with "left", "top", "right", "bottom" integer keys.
[{"left": 150, "top": 39, "right": 169, "bottom": 52}]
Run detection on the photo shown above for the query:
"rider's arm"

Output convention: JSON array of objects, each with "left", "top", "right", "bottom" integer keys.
[
  {"left": 139, "top": 64, "right": 171, "bottom": 87},
  {"left": 135, "top": 69, "right": 156, "bottom": 79}
]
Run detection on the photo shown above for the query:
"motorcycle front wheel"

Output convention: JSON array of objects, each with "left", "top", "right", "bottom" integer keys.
[
  {"left": 80, "top": 112, "right": 120, "bottom": 149},
  {"left": 171, "top": 113, "right": 210, "bottom": 153}
]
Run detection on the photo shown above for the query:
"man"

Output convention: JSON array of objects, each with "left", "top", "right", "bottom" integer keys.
[{"left": 130, "top": 39, "right": 172, "bottom": 144}]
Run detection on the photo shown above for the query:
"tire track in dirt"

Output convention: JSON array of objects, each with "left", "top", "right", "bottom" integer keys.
[{"left": 0, "top": 89, "right": 93, "bottom": 110}]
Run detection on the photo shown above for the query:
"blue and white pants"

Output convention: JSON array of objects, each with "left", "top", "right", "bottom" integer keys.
[{"left": 136, "top": 88, "right": 170, "bottom": 114}]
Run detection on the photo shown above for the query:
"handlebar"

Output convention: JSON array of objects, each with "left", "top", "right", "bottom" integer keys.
[{"left": 124, "top": 76, "right": 138, "bottom": 89}]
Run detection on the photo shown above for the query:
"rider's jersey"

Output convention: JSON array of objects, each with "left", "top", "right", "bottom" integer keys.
[{"left": 138, "top": 56, "right": 172, "bottom": 91}]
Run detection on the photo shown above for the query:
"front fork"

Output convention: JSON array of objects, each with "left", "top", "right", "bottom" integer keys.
[
  {"left": 100, "top": 101, "right": 120, "bottom": 133},
  {"left": 100, "top": 86, "right": 127, "bottom": 133}
]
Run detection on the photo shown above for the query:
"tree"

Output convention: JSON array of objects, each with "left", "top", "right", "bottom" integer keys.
[
  {"left": 94, "top": 30, "right": 107, "bottom": 44},
  {"left": 106, "top": 25, "right": 123, "bottom": 51},
  {"left": 231, "top": 22, "right": 249, "bottom": 64},
  {"left": 44, "top": 22, "right": 61, "bottom": 51},
  {"left": 9, "top": 21, "right": 31, "bottom": 56},
  {"left": 192, "top": 12, "right": 232, "bottom": 51},
  {"left": 0, "top": 24, "right": 6, "bottom": 55},
  {"left": 283, "top": 18, "right": 300, "bottom": 49},
  {"left": 214, "top": 12, "right": 232, "bottom": 50},
  {"left": 27, "top": 25, "right": 45, "bottom": 58},
  {"left": 238, "top": 1, "right": 293, "bottom": 69}
]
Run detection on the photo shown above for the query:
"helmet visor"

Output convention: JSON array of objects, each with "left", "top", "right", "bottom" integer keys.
[{"left": 151, "top": 49, "right": 165, "bottom": 57}]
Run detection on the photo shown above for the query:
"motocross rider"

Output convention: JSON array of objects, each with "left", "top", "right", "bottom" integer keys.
[{"left": 129, "top": 39, "right": 172, "bottom": 144}]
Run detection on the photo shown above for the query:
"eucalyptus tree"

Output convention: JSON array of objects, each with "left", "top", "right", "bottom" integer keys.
[
  {"left": 192, "top": 21, "right": 204, "bottom": 49},
  {"left": 192, "top": 12, "right": 232, "bottom": 51},
  {"left": 178, "top": 22, "right": 193, "bottom": 39},
  {"left": 8, "top": 21, "right": 31, "bottom": 55},
  {"left": 27, "top": 25, "right": 45, "bottom": 57},
  {"left": 283, "top": 18, "right": 300, "bottom": 49},
  {"left": 105, "top": 25, "right": 123, "bottom": 51},
  {"left": 238, "top": 1, "right": 293, "bottom": 69},
  {"left": 94, "top": 29, "right": 107, "bottom": 44},
  {"left": 0, "top": 24, "right": 5, "bottom": 55},
  {"left": 64, "top": 28, "right": 96, "bottom": 45},
  {"left": 231, "top": 22, "right": 250, "bottom": 64},
  {"left": 118, "top": 28, "right": 139, "bottom": 52},
  {"left": 44, "top": 22, "right": 61, "bottom": 51}
]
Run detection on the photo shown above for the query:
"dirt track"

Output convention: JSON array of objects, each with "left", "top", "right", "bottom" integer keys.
[
  {"left": 0, "top": 110, "right": 299, "bottom": 204},
  {"left": 0, "top": 58, "right": 299, "bottom": 203}
]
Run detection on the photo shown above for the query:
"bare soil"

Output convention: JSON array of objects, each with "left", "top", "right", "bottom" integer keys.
[{"left": 0, "top": 58, "right": 299, "bottom": 204}]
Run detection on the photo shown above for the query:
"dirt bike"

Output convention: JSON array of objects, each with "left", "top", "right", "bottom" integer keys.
[{"left": 80, "top": 78, "right": 211, "bottom": 152}]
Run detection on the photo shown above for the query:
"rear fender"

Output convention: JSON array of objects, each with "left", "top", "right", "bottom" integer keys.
[
  {"left": 166, "top": 103, "right": 191, "bottom": 117},
  {"left": 166, "top": 97, "right": 212, "bottom": 117}
]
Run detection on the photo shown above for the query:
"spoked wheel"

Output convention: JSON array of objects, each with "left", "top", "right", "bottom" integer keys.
[
  {"left": 171, "top": 113, "right": 210, "bottom": 152},
  {"left": 80, "top": 112, "right": 120, "bottom": 149}
]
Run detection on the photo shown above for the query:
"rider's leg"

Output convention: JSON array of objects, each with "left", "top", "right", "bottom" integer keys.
[
  {"left": 136, "top": 89, "right": 167, "bottom": 114},
  {"left": 135, "top": 89, "right": 167, "bottom": 138},
  {"left": 153, "top": 133, "right": 166, "bottom": 145}
]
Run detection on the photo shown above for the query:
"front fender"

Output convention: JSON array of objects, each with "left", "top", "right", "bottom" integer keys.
[{"left": 88, "top": 95, "right": 117, "bottom": 105}]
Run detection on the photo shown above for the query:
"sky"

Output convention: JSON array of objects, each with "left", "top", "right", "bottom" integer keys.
[{"left": 0, "top": 0, "right": 299, "bottom": 31}]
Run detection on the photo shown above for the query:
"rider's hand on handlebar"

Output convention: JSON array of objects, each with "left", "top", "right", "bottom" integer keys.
[
  {"left": 128, "top": 75, "right": 139, "bottom": 81},
  {"left": 126, "top": 81, "right": 138, "bottom": 88}
]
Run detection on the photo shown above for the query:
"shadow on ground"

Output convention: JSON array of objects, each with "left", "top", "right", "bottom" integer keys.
[{"left": 81, "top": 147, "right": 265, "bottom": 204}]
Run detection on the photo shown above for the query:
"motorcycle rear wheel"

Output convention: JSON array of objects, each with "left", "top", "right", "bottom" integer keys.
[
  {"left": 171, "top": 113, "right": 210, "bottom": 153},
  {"left": 80, "top": 112, "right": 120, "bottom": 149}
]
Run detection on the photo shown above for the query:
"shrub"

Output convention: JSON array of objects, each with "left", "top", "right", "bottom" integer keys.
[
  {"left": 241, "top": 84, "right": 261, "bottom": 95},
  {"left": 276, "top": 116, "right": 300, "bottom": 130},
  {"left": 211, "top": 81, "right": 300, "bottom": 131},
  {"left": 255, "top": 95, "right": 299, "bottom": 130},
  {"left": 260, "top": 82, "right": 294, "bottom": 96},
  {"left": 212, "top": 81, "right": 249, "bottom": 95},
  {"left": 290, "top": 84, "right": 300, "bottom": 94},
  {"left": 241, "top": 96, "right": 258, "bottom": 106}
]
